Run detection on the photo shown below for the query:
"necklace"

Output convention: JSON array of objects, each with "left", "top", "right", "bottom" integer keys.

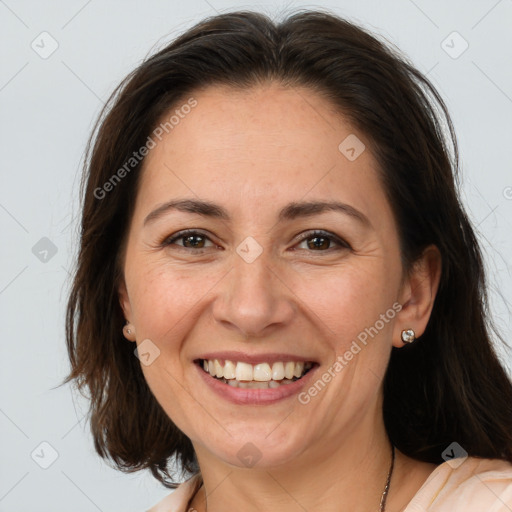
[
  {"left": 202, "top": 444, "right": 396, "bottom": 511},
  {"left": 380, "top": 443, "right": 396, "bottom": 512}
]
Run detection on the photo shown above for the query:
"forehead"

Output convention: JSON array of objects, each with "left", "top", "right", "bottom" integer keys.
[
  {"left": 148, "top": 84, "right": 349, "bottom": 167},
  {"left": 136, "top": 84, "right": 389, "bottom": 226}
]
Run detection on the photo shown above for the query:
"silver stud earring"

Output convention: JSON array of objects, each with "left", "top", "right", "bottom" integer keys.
[
  {"left": 401, "top": 328, "right": 416, "bottom": 344},
  {"left": 123, "top": 324, "right": 135, "bottom": 339}
]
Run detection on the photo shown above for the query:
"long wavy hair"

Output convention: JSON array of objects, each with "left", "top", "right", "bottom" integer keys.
[{"left": 65, "top": 9, "right": 512, "bottom": 487}]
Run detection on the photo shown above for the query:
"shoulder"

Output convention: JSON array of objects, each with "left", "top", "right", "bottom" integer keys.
[
  {"left": 147, "top": 473, "right": 203, "bottom": 512},
  {"left": 405, "top": 457, "right": 512, "bottom": 511}
]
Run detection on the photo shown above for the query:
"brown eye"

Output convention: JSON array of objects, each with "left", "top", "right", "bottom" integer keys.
[
  {"left": 306, "top": 235, "right": 330, "bottom": 250},
  {"left": 295, "top": 230, "right": 350, "bottom": 252},
  {"left": 181, "top": 234, "right": 206, "bottom": 248},
  {"left": 163, "top": 230, "right": 215, "bottom": 250}
]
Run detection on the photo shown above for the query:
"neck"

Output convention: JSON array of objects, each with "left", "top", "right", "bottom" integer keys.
[{"left": 191, "top": 403, "right": 399, "bottom": 512}]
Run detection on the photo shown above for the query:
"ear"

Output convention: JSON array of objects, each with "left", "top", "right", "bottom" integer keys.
[
  {"left": 118, "top": 278, "right": 132, "bottom": 319},
  {"left": 392, "top": 244, "right": 442, "bottom": 348},
  {"left": 118, "top": 278, "right": 136, "bottom": 341}
]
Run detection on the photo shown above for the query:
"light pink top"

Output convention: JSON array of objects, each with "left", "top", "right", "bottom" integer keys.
[{"left": 147, "top": 457, "right": 512, "bottom": 511}]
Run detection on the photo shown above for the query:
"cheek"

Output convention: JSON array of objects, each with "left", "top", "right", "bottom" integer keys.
[
  {"left": 128, "top": 261, "right": 210, "bottom": 341},
  {"left": 293, "top": 262, "right": 398, "bottom": 351},
  {"left": 128, "top": 265, "right": 204, "bottom": 429}
]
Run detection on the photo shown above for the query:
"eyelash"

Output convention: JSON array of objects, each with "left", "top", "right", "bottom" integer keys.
[{"left": 161, "top": 229, "right": 351, "bottom": 253}]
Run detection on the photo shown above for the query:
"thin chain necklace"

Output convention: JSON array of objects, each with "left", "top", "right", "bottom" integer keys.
[
  {"left": 202, "top": 444, "right": 395, "bottom": 512},
  {"left": 380, "top": 444, "right": 396, "bottom": 512}
]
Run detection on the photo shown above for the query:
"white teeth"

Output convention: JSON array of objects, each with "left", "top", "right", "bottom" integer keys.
[
  {"left": 253, "top": 363, "right": 272, "bottom": 381},
  {"left": 271, "top": 362, "right": 285, "bottom": 380},
  {"left": 214, "top": 359, "right": 223, "bottom": 378},
  {"left": 235, "top": 362, "right": 253, "bottom": 381},
  {"left": 218, "top": 378, "right": 296, "bottom": 388},
  {"left": 201, "top": 358, "right": 314, "bottom": 383},
  {"left": 284, "top": 361, "right": 295, "bottom": 379},
  {"left": 223, "top": 360, "right": 236, "bottom": 379},
  {"left": 293, "top": 361, "right": 304, "bottom": 378}
]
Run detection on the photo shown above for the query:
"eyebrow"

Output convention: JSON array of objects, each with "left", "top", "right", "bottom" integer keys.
[{"left": 143, "top": 198, "right": 372, "bottom": 228}]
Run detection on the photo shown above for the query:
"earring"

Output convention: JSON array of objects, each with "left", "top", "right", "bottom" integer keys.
[
  {"left": 401, "top": 328, "right": 416, "bottom": 344},
  {"left": 123, "top": 323, "right": 136, "bottom": 341}
]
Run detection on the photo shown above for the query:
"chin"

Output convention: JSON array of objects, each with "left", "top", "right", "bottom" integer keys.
[{"left": 201, "top": 428, "right": 310, "bottom": 470}]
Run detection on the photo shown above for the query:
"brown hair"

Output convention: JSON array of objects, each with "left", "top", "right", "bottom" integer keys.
[{"left": 65, "top": 9, "right": 512, "bottom": 488}]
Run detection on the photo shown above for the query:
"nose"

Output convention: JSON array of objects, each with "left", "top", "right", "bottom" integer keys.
[{"left": 212, "top": 254, "right": 296, "bottom": 339}]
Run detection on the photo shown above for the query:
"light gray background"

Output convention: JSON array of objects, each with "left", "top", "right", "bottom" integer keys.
[{"left": 1, "top": 1, "right": 511, "bottom": 511}]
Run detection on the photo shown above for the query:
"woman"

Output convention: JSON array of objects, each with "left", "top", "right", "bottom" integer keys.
[{"left": 65, "top": 9, "right": 512, "bottom": 511}]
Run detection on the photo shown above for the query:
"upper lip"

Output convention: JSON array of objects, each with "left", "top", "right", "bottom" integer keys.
[{"left": 194, "top": 351, "right": 317, "bottom": 365}]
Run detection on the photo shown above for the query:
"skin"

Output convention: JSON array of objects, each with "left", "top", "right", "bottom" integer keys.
[{"left": 119, "top": 83, "right": 442, "bottom": 512}]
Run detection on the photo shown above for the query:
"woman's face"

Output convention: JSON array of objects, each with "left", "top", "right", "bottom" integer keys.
[{"left": 119, "top": 84, "right": 411, "bottom": 468}]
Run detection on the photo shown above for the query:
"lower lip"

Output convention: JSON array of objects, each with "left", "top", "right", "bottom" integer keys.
[{"left": 194, "top": 362, "right": 319, "bottom": 405}]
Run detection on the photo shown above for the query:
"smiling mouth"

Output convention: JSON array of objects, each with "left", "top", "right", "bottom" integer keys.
[{"left": 195, "top": 358, "right": 316, "bottom": 389}]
